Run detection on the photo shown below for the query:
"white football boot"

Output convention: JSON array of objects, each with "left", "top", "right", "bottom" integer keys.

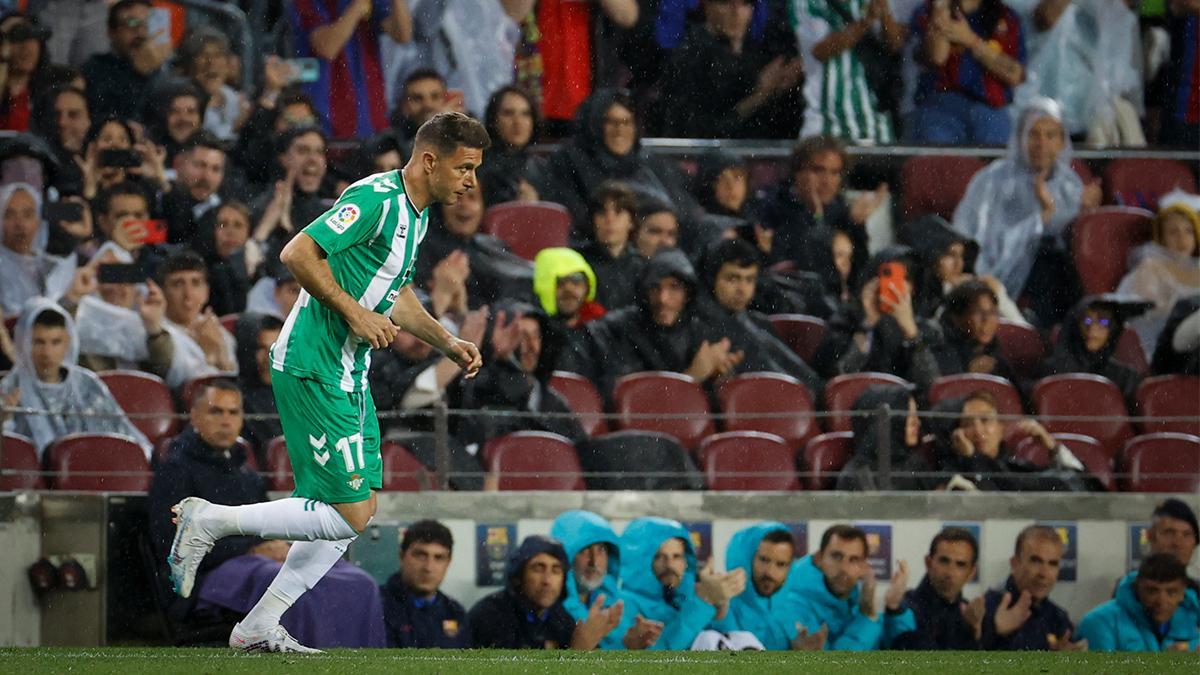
[
  {"left": 168, "top": 497, "right": 217, "bottom": 598},
  {"left": 229, "top": 622, "right": 323, "bottom": 654}
]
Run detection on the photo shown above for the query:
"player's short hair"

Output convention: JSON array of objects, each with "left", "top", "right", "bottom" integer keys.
[
  {"left": 32, "top": 308, "right": 67, "bottom": 329},
  {"left": 929, "top": 527, "right": 979, "bottom": 565},
  {"left": 790, "top": 134, "right": 848, "bottom": 176},
  {"left": 413, "top": 112, "right": 490, "bottom": 158},
  {"left": 819, "top": 524, "right": 868, "bottom": 556},
  {"left": 401, "top": 520, "right": 454, "bottom": 554},
  {"left": 761, "top": 528, "right": 795, "bottom": 551},
  {"left": 192, "top": 378, "right": 241, "bottom": 408},
  {"left": 1013, "top": 524, "right": 1062, "bottom": 557},
  {"left": 1137, "top": 552, "right": 1188, "bottom": 585},
  {"left": 157, "top": 249, "right": 208, "bottom": 285},
  {"left": 588, "top": 180, "right": 636, "bottom": 221}
]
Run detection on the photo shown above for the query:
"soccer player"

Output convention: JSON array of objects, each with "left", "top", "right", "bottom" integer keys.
[{"left": 167, "top": 111, "right": 490, "bottom": 653}]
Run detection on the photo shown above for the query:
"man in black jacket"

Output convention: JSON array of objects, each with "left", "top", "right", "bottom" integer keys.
[
  {"left": 894, "top": 528, "right": 985, "bottom": 650},
  {"left": 981, "top": 525, "right": 1086, "bottom": 651},
  {"left": 161, "top": 130, "right": 227, "bottom": 246},
  {"left": 467, "top": 535, "right": 621, "bottom": 650},
  {"left": 380, "top": 520, "right": 469, "bottom": 648},
  {"left": 147, "top": 380, "right": 288, "bottom": 621}
]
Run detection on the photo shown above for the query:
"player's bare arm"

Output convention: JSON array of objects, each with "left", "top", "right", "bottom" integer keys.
[
  {"left": 390, "top": 285, "right": 483, "bottom": 377},
  {"left": 279, "top": 232, "right": 398, "bottom": 348}
]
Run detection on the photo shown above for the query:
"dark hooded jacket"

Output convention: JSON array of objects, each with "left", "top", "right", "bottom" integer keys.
[
  {"left": 1151, "top": 294, "right": 1200, "bottom": 376},
  {"left": 477, "top": 93, "right": 545, "bottom": 208},
  {"left": 583, "top": 249, "right": 709, "bottom": 399},
  {"left": 812, "top": 247, "right": 942, "bottom": 389},
  {"left": 927, "top": 396, "right": 1050, "bottom": 491},
  {"left": 536, "top": 89, "right": 698, "bottom": 235},
  {"left": 760, "top": 180, "right": 866, "bottom": 275},
  {"left": 693, "top": 151, "right": 761, "bottom": 220},
  {"left": 575, "top": 240, "right": 645, "bottom": 312},
  {"left": 1041, "top": 296, "right": 1146, "bottom": 404},
  {"left": 467, "top": 535, "right": 575, "bottom": 649},
  {"left": 234, "top": 313, "right": 282, "bottom": 464},
  {"left": 836, "top": 385, "right": 936, "bottom": 491},
  {"left": 449, "top": 302, "right": 586, "bottom": 448},
  {"left": 892, "top": 574, "right": 983, "bottom": 650},
  {"left": 930, "top": 304, "right": 1019, "bottom": 384},
  {"left": 416, "top": 208, "right": 534, "bottom": 307},
  {"left": 899, "top": 215, "right": 980, "bottom": 319},
  {"left": 193, "top": 207, "right": 250, "bottom": 317}
]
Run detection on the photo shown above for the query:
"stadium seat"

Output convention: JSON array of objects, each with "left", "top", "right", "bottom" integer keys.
[
  {"left": 487, "top": 431, "right": 583, "bottom": 490},
  {"left": 1136, "top": 375, "right": 1200, "bottom": 435},
  {"left": 218, "top": 313, "right": 240, "bottom": 334},
  {"left": 994, "top": 319, "right": 1046, "bottom": 381},
  {"left": 1071, "top": 159, "right": 1095, "bottom": 186},
  {"left": 612, "top": 371, "right": 715, "bottom": 450},
  {"left": 1119, "top": 432, "right": 1200, "bottom": 493},
  {"left": 823, "top": 372, "right": 912, "bottom": 433},
  {"left": 1013, "top": 432, "right": 1114, "bottom": 491},
  {"left": 265, "top": 436, "right": 294, "bottom": 492},
  {"left": 700, "top": 431, "right": 799, "bottom": 491},
  {"left": 767, "top": 314, "right": 826, "bottom": 364},
  {"left": 576, "top": 430, "right": 703, "bottom": 490},
  {"left": 547, "top": 371, "right": 608, "bottom": 436},
  {"left": 99, "top": 370, "right": 180, "bottom": 445},
  {"left": 899, "top": 155, "right": 986, "bottom": 220},
  {"left": 50, "top": 432, "right": 151, "bottom": 491},
  {"left": 1070, "top": 207, "right": 1154, "bottom": 295},
  {"left": 481, "top": 201, "right": 571, "bottom": 261},
  {"left": 1103, "top": 158, "right": 1198, "bottom": 210},
  {"left": 179, "top": 373, "right": 239, "bottom": 409},
  {"left": 381, "top": 441, "right": 431, "bottom": 491},
  {"left": 717, "top": 372, "right": 819, "bottom": 452},
  {"left": 802, "top": 431, "right": 854, "bottom": 490},
  {"left": 1, "top": 432, "right": 43, "bottom": 490},
  {"left": 1031, "top": 374, "right": 1133, "bottom": 460}
]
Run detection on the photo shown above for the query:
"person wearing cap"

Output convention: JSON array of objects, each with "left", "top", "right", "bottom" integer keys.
[
  {"left": 532, "top": 247, "right": 605, "bottom": 375},
  {"left": 1147, "top": 499, "right": 1199, "bottom": 596},
  {"left": 467, "top": 534, "right": 624, "bottom": 650},
  {"left": 1041, "top": 294, "right": 1152, "bottom": 405},
  {"left": 1078, "top": 553, "right": 1199, "bottom": 652}
]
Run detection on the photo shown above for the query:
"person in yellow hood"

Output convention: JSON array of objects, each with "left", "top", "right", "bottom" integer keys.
[{"left": 533, "top": 247, "right": 606, "bottom": 374}]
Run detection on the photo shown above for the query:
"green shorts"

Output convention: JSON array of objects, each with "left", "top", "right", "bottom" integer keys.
[{"left": 271, "top": 369, "right": 381, "bottom": 504}]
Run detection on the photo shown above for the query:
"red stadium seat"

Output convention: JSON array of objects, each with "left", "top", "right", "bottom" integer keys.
[
  {"left": 995, "top": 319, "right": 1046, "bottom": 381},
  {"left": 768, "top": 314, "right": 826, "bottom": 364},
  {"left": 1031, "top": 374, "right": 1133, "bottom": 459},
  {"left": 612, "top": 371, "right": 715, "bottom": 450},
  {"left": 899, "top": 155, "right": 987, "bottom": 220},
  {"left": 381, "top": 441, "right": 431, "bottom": 491},
  {"left": 99, "top": 370, "right": 180, "bottom": 445},
  {"left": 717, "top": 372, "right": 819, "bottom": 452},
  {"left": 701, "top": 431, "right": 799, "bottom": 491},
  {"left": 1, "top": 432, "right": 43, "bottom": 490},
  {"left": 50, "top": 433, "right": 150, "bottom": 491},
  {"left": 265, "top": 436, "right": 294, "bottom": 491},
  {"left": 488, "top": 431, "right": 583, "bottom": 490},
  {"left": 180, "top": 373, "right": 239, "bottom": 409},
  {"left": 1070, "top": 207, "right": 1154, "bottom": 295},
  {"left": 481, "top": 201, "right": 571, "bottom": 261},
  {"left": 547, "top": 371, "right": 609, "bottom": 437},
  {"left": 1119, "top": 432, "right": 1200, "bottom": 493},
  {"left": 219, "top": 313, "right": 240, "bottom": 334},
  {"left": 1013, "top": 433, "right": 1114, "bottom": 491},
  {"left": 1103, "top": 159, "right": 1198, "bottom": 210},
  {"left": 1136, "top": 375, "right": 1200, "bottom": 435},
  {"left": 822, "top": 372, "right": 912, "bottom": 433},
  {"left": 1071, "top": 159, "right": 1095, "bottom": 185},
  {"left": 802, "top": 431, "right": 853, "bottom": 490}
]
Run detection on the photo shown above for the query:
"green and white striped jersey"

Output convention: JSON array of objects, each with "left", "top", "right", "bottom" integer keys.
[{"left": 270, "top": 170, "right": 429, "bottom": 393}]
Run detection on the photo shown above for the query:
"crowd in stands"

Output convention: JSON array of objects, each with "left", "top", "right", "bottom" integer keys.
[{"left": 0, "top": 0, "right": 1198, "bottom": 494}]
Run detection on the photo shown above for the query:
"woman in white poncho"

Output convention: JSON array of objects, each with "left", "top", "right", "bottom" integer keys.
[
  {"left": 0, "top": 298, "right": 151, "bottom": 461},
  {"left": 0, "top": 182, "right": 78, "bottom": 315},
  {"left": 952, "top": 96, "right": 1101, "bottom": 326}
]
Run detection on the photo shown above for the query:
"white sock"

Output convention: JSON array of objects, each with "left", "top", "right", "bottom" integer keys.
[
  {"left": 202, "top": 498, "right": 358, "bottom": 541},
  {"left": 240, "top": 536, "right": 356, "bottom": 631}
]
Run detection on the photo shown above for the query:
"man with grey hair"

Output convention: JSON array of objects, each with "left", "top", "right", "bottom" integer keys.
[{"left": 981, "top": 525, "right": 1086, "bottom": 651}]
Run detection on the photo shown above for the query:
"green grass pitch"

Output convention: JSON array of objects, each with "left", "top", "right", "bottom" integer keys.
[{"left": 1, "top": 648, "right": 1197, "bottom": 673}]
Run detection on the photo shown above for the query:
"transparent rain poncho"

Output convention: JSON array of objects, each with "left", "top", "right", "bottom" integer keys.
[
  {"left": 952, "top": 97, "right": 1084, "bottom": 298},
  {"left": 0, "top": 183, "right": 76, "bottom": 315}
]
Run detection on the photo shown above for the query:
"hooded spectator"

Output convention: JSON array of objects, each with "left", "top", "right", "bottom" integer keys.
[
  {"left": 930, "top": 279, "right": 1019, "bottom": 382},
  {"left": 0, "top": 182, "right": 79, "bottom": 315},
  {"left": 632, "top": 194, "right": 681, "bottom": 260},
  {"left": 0, "top": 298, "right": 151, "bottom": 459},
  {"left": 693, "top": 151, "right": 760, "bottom": 220},
  {"left": 711, "top": 522, "right": 800, "bottom": 650},
  {"left": 532, "top": 247, "right": 605, "bottom": 374},
  {"left": 1041, "top": 295, "right": 1150, "bottom": 404},
  {"left": 1077, "top": 553, "right": 1199, "bottom": 652},
  {"left": 836, "top": 384, "right": 936, "bottom": 491},
  {"left": 620, "top": 517, "right": 745, "bottom": 650}
]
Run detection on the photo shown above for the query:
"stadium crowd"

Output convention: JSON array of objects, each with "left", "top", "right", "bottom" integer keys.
[{"left": 0, "top": 0, "right": 1197, "bottom": 494}]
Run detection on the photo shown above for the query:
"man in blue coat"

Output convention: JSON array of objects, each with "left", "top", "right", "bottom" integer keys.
[
  {"left": 711, "top": 522, "right": 804, "bottom": 649},
  {"left": 619, "top": 517, "right": 745, "bottom": 650},
  {"left": 784, "top": 524, "right": 915, "bottom": 650},
  {"left": 1078, "top": 553, "right": 1199, "bottom": 652},
  {"left": 379, "top": 520, "right": 469, "bottom": 648},
  {"left": 550, "top": 510, "right": 663, "bottom": 649}
]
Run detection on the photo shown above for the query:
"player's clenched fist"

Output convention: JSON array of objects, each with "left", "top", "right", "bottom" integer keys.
[
  {"left": 443, "top": 337, "right": 483, "bottom": 378},
  {"left": 348, "top": 308, "right": 398, "bottom": 349}
]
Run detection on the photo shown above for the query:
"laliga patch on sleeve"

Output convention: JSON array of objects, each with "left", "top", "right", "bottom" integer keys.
[{"left": 325, "top": 204, "right": 361, "bottom": 233}]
